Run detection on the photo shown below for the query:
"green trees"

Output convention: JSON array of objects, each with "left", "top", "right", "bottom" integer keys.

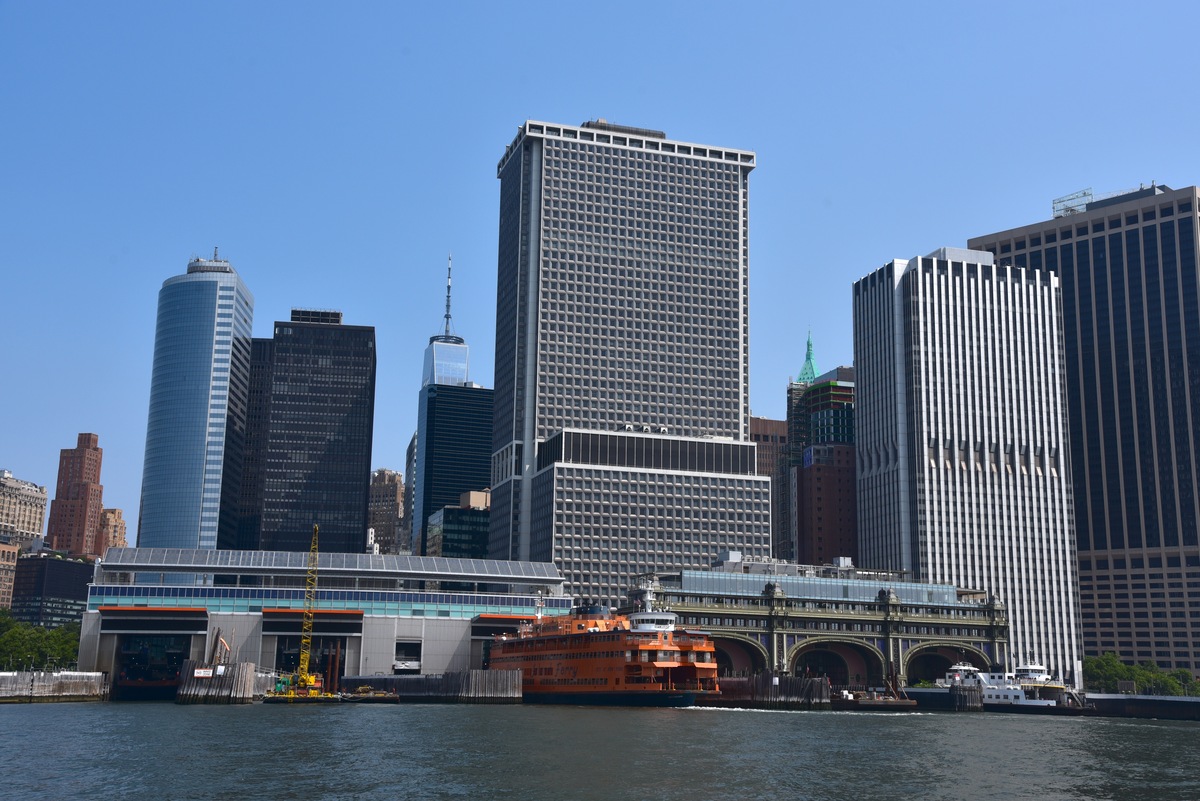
[
  {"left": 1083, "top": 652, "right": 1200, "bottom": 696},
  {"left": 0, "top": 609, "right": 81, "bottom": 671}
]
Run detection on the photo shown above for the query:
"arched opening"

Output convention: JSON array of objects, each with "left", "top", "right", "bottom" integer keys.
[
  {"left": 795, "top": 649, "right": 848, "bottom": 685},
  {"left": 905, "top": 647, "right": 987, "bottom": 685},
  {"left": 906, "top": 652, "right": 954, "bottom": 685},
  {"left": 792, "top": 641, "right": 883, "bottom": 688},
  {"left": 712, "top": 637, "right": 766, "bottom": 677}
]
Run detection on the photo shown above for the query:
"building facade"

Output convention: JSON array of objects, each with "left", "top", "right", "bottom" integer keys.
[
  {"left": 138, "top": 250, "right": 254, "bottom": 550},
  {"left": 633, "top": 551, "right": 1008, "bottom": 684},
  {"left": 749, "top": 416, "right": 789, "bottom": 559},
  {"left": 853, "top": 248, "right": 1080, "bottom": 684},
  {"left": 968, "top": 184, "right": 1200, "bottom": 672},
  {"left": 0, "top": 541, "right": 17, "bottom": 608},
  {"left": 489, "top": 119, "right": 771, "bottom": 606},
  {"left": 243, "top": 310, "right": 377, "bottom": 553},
  {"left": 11, "top": 553, "right": 93, "bottom": 628},
  {"left": 46, "top": 433, "right": 105, "bottom": 558},
  {"left": 788, "top": 367, "right": 857, "bottom": 565},
  {"left": 0, "top": 469, "right": 48, "bottom": 550},
  {"left": 368, "top": 469, "right": 405, "bottom": 555},
  {"left": 99, "top": 508, "right": 128, "bottom": 551},
  {"left": 78, "top": 547, "right": 568, "bottom": 695},
  {"left": 425, "top": 491, "right": 492, "bottom": 592}
]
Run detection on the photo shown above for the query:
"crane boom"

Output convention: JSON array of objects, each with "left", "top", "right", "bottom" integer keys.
[{"left": 297, "top": 523, "right": 318, "bottom": 688}]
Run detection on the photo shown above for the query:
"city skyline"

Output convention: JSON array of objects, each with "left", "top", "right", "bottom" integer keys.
[{"left": 5, "top": 5, "right": 1200, "bottom": 539}]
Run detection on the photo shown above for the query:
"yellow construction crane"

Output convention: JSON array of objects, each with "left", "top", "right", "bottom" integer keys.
[
  {"left": 265, "top": 523, "right": 335, "bottom": 702},
  {"left": 296, "top": 523, "right": 320, "bottom": 693}
]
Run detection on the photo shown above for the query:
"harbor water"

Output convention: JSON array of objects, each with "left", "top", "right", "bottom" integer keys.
[{"left": 4, "top": 703, "right": 1199, "bottom": 801}]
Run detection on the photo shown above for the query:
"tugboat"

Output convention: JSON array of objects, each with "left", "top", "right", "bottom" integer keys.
[{"left": 488, "top": 590, "right": 720, "bottom": 707}]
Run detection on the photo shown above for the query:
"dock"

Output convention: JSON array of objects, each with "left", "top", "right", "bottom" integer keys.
[
  {"left": 343, "top": 670, "right": 522, "bottom": 703},
  {"left": 696, "top": 675, "right": 830, "bottom": 710},
  {"left": 175, "top": 660, "right": 262, "bottom": 704},
  {"left": 0, "top": 670, "right": 110, "bottom": 703}
]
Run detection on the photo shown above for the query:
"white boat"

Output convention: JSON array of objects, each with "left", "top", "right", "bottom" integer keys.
[{"left": 937, "top": 660, "right": 1091, "bottom": 715}]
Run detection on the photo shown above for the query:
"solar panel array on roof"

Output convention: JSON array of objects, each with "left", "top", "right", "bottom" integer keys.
[{"left": 99, "top": 547, "right": 562, "bottom": 583}]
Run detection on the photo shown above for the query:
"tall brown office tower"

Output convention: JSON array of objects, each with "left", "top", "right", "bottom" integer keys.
[
  {"left": 749, "top": 416, "right": 789, "bottom": 559},
  {"left": 47, "top": 433, "right": 105, "bottom": 558}
]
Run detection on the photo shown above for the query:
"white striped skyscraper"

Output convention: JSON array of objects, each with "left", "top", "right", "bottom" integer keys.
[{"left": 853, "top": 247, "right": 1081, "bottom": 685}]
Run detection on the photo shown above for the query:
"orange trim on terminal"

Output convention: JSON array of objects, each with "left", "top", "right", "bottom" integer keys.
[{"left": 97, "top": 606, "right": 209, "bottom": 613}]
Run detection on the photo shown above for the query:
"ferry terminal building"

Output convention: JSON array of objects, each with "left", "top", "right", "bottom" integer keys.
[{"left": 79, "top": 548, "right": 1009, "bottom": 695}]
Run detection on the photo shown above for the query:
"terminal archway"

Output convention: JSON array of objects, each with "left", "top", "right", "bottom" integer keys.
[
  {"left": 905, "top": 645, "right": 990, "bottom": 684},
  {"left": 711, "top": 636, "right": 767, "bottom": 677},
  {"left": 791, "top": 640, "right": 884, "bottom": 687}
]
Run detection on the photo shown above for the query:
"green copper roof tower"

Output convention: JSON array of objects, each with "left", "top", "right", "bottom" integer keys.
[{"left": 797, "top": 331, "right": 818, "bottom": 384}]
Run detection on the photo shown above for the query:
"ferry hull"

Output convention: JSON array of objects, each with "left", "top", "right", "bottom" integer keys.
[
  {"left": 522, "top": 690, "right": 700, "bottom": 707},
  {"left": 983, "top": 702, "right": 1095, "bottom": 716}
]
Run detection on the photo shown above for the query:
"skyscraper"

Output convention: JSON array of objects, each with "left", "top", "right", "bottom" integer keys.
[
  {"left": 490, "top": 119, "right": 771, "bottom": 605},
  {"left": 46, "top": 433, "right": 105, "bottom": 558},
  {"left": 367, "top": 468, "right": 404, "bottom": 555},
  {"left": 138, "top": 250, "right": 253, "bottom": 550},
  {"left": 749, "top": 415, "right": 789, "bottom": 559},
  {"left": 854, "top": 247, "right": 1080, "bottom": 684},
  {"left": 788, "top": 367, "right": 857, "bottom": 565},
  {"left": 968, "top": 185, "right": 1200, "bottom": 672},
  {"left": 247, "top": 310, "right": 377, "bottom": 553},
  {"left": 412, "top": 258, "right": 493, "bottom": 555}
]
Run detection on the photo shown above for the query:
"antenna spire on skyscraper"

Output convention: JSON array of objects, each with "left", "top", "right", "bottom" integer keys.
[{"left": 444, "top": 252, "right": 453, "bottom": 337}]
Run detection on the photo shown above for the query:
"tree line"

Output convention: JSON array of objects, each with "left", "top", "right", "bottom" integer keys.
[
  {"left": 0, "top": 609, "right": 80, "bottom": 671},
  {"left": 1082, "top": 652, "right": 1199, "bottom": 696}
]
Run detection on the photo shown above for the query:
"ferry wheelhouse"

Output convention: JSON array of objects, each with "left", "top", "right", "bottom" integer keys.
[{"left": 488, "top": 594, "right": 720, "bottom": 707}]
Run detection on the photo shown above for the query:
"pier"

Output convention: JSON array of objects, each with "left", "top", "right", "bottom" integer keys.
[
  {"left": 342, "top": 670, "right": 523, "bottom": 703},
  {"left": 0, "top": 670, "right": 109, "bottom": 703},
  {"left": 175, "top": 660, "right": 265, "bottom": 704},
  {"left": 697, "top": 674, "right": 830, "bottom": 710}
]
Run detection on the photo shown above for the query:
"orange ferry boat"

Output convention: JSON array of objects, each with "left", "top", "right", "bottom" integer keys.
[{"left": 488, "top": 593, "right": 720, "bottom": 707}]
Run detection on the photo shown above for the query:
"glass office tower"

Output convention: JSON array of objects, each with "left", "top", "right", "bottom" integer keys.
[
  {"left": 969, "top": 185, "right": 1200, "bottom": 672},
  {"left": 254, "top": 310, "right": 377, "bottom": 553},
  {"left": 138, "top": 251, "right": 253, "bottom": 551},
  {"left": 490, "top": 120, "right": 771, "bottom": 606}
]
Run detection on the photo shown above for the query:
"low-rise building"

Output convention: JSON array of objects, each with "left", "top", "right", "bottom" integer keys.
[
  {"left": 627, "top": 551, "right": 1009, "bottom": 687},
  {"left": 11, "top": 553, "right": 94, "bottom": 627},
  {"left": 78, "top": 547, "right": 567, "bottom": 697}
]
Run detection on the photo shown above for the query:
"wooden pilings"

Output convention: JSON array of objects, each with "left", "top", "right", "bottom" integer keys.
[
  {"left": 175, "top": 660, "right": 257, "bottom": 704},
  {"left": 342, "top": 670, "right": 523, "bottom": 703},
  {"left": 698, "top": 674, "right": 831, "bottom": 710},
  {"left": 950, "top": 684, "right": 983, "bottom": 711}
]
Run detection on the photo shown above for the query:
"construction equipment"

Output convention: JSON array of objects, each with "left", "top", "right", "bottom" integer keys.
[
  {"left": 296, "top": 523, "right": 320, "bottom": 692},
  {"left": 264, "top": 524, "right": 339, "bottom": 702}
]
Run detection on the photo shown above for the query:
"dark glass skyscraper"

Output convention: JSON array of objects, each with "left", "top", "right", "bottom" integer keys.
[
  {"left": 246, "top": 310, "right": 377, "bottom": 553},
  {"left": 412, "top": 260, "right": 493, "bottom": 555},
  {"left": 969, "top": 185, "right": 1200, "bottom": 672}
]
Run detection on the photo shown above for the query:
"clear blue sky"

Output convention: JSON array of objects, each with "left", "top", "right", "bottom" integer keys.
[{"left": 3, "top": 2, "right": 1198, "bottom": 541}]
